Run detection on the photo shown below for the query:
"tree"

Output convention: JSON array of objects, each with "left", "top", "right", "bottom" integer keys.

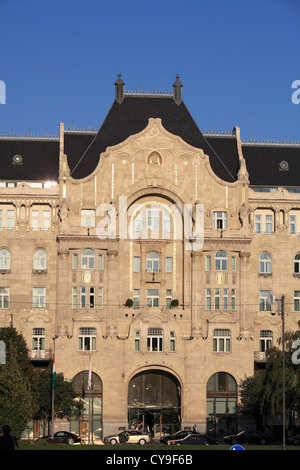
[
  {"left": 0, "top": 327, "right": 38, "bottom": 438},
  {"left": 35, "top": 365, "right": 77, "bottom": 434},
  {"left": 239, "top": 321, "right": 300, "bottom": 430},
  {"left": 238, "top": 373, "right": 267, "bottom": 430}
]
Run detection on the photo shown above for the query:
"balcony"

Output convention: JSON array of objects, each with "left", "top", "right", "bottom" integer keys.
[
  {"left": 30, "top": 349, "right": 52, "bottom": 361},
  {"left": 254, "top": 351, "right": 267, "bottom": 363}
]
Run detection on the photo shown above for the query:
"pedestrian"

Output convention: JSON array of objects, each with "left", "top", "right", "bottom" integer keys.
[
  {"left": 192, "top": 424, "right": 198, "bottom": 433},
  {"left": 0, "top": 425, "right": 19, "bottom": 450}
]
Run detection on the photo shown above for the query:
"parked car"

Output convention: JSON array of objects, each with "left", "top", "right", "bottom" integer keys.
[
  {"left": 168, "top": 434, "right": 218, "bottom": 446},
  {"left": 160, "top": 430, "right": 199, "bottom": 445},
  {"left": 286, "top": 434, "right": 300, "bottom": 445},
  {"left": 43, "top": 431, "right": 81, "bottom": 445},
  {"left": 223, "top": 430, "right": 272, "bottom": 445},
  {"left": 103, "top": 429, "right": 152, "bottom": 445}
]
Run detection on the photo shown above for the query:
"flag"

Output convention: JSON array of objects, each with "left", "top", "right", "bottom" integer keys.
[
  {"left": 51, "top": 355, "right": 56, "bottom": 389},
  {"left": 87, "top": 354, "right": 92, "bottom": 390}
]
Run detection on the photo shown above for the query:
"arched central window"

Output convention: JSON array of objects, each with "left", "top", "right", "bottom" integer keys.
[
  {"left": 215, "top": 251, "right": 228, "bottom": 271},
  {"left": 206, "top": 372, "right": 237, "bottom": 438},
  {"left": 146, "top": 252, "right": 159, "bottom": 272},
  {"left": 81, "top": 249, "right": 95, "bottom": 269}
]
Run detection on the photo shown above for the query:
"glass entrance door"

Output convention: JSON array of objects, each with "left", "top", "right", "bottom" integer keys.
[{"left": 128, "top": 370, "right": 181, "bottom": 437}]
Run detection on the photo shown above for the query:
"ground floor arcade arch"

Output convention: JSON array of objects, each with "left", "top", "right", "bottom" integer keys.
[
  {"left": 128, "top": 369, "right": 181, "bottom": 437},
  {"left": 71, "top": 370, "right": 103, "bottom": 441},
  {"left": 206, "top": 371, "right": 238, "bottom": 439}
]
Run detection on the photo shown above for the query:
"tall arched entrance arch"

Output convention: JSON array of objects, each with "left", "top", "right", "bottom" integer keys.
[
  {"left": 206, "top": 372, "right": 238, "bottom": 439},
  {"left": 128, "top": 369, "right": 181, "bottom": 437},
  {"left": 71, "top": 370, "right": 102, "bottom": 442}
]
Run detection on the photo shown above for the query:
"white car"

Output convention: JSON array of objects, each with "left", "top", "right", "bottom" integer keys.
[{"left": 103, "top": 430, "right": 152, "bottom": 445}]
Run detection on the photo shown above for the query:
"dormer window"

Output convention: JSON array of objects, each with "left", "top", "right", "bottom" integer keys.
[{"left": 213, "top": 212, "right": 227, "bottom": 229}]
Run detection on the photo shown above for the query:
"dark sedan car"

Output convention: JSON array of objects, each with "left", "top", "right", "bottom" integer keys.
[
  {"left": 286, "top": 434, "right": 300, "bottom": 445},
  {"left": 223, "top": 430, "right": 272, "bottom": 445},
  {"left": 160, "top": 430, "right": 199, "bottom": 445},
  {"left": 44, "top": 431, "right": 81, "bottom": 445},
  {"left": 168, "top": 434, "right": 218, "bottom": 446}
]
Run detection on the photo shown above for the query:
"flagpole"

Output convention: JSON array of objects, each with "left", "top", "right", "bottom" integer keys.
[
  {"left": 51, "top": 336, "right": 56, "bottom": 438},
  {"left": 88, "top": 352, "right": 92, "bottom": 444}
]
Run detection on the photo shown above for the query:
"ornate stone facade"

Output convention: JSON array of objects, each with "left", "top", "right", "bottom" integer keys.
[{"left": 0, "top": 77, "right": 300, "bottom": 439}]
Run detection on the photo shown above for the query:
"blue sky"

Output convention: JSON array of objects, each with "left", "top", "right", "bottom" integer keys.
[{"left": 0, "top": 0, "right": 299, "bottom": 142}]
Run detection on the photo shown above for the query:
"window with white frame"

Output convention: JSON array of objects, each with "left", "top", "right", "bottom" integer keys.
[
  {"left": 259, "top": 330, "right": 273, "bottom": 352},
  {"left": 215, "top": 251, "right": 228, "bottom": 271},
  {"left": 205, "top": 255, "right": 211, "bottom": 271},
  {"left": 259, "top": 290, "right": 272, "bottom": 311},
  {"left": 231, "top": 289, "right": 236, "bottom": 310},
  {"left": 294, "top": 254, "right": 300, "bottom": 274},
  {"left": 98, "top": 287, "right": 103, "bottom": 309},
  {"left": 81, "top": 209, "right": 95, "bottom": 227},
  {"left": 205, "top": 289, "right": 211, "bottom": 310},
  {"left": 33, "top": 287, "right": 46, "bottom": 309},
  {"left": 0, "top": 249, "right": 10, "bottom": 270},
  {"left": 98, "top": 254, "right": 104, "bottom": 270},
  {"left": 81, "top": 249, "right": 95, "bottom": 269},
  {"left": 165, "top": 257, "right": 173, "bottom": 273},
  {"left": 146, "top": 289, "right": 159, "bottom": 307},
  {"left": 0, "top": 206, "right": 15, "bottom": 229},
  {"left": 133, "top": 289, "right": 140, "bottom": 309},
  {"left": 290, "top": 214, "right": 296, "bottom": 234},
  {"left": 259, "top": 253, "right": 272, "bottom": 274},
  {"left": 254, "top": 211, "right": 274, "bottom": 234},
  {"left": 134, "top": 331, "right": 140, "bottom": 351},
  {"left": 31, "top": 207, "right": 50, "bottom": 230},
  {"left": 213, "top": 211, "right": 227, "bottom": 229},
  {"left": 72, "top": 287, "right": 78, "bottom": 309},
  {"left": 78, "top": 327, "right": 96, "bottom": 351},
  {"left": 170, "top": 331, "right": 176, "bottom": 352},
  {"left": 146, "top": 252, "right": 159, "bottom": 272},
  {"left": 33, "top": 249, "right": 47, "bottom": 270},
  {"left": 133, "top": 256, "right": 140, "bottom": 272},
  {"left": 255, "top": 214, "right": 261, "bottom": 234},
  {"left": 147, "top": 328, "right": 163, "bottom": 352},
  {"left": 80, "top": 286, "right": 96, "bottom": 309},
  {"left": 214, "top": 288, "right": 220, "bottom": 309},
  {"left": 163, "top": 210, "right": 171, "bottom": 234},
  {"left": 213, "top": 329, "right": 231, "bottom": 352},
  {"left": 166, "top": 289, "right": 172, "bottom": 309},
  {"left": 80, "top": 287, "right": 86, "bottom": 308},
  {"left": 289, "top": 210, "right": 300, "bottom": 234},
  {"left": 32, "top": 328, "right": 45, "bottom": 351},
  {"left": 294, "top": 291, "right": 300, "bottom": 311},
  {"left": 147, "top": 207, "right": 160, "bottom": 230},
  {"left": 72, "top": 253, "right": 78, "bottom": 269},
  {"left": 0, "top": 287, "right": 10, "bottom": 308},
  {"left": 223, "top": 288, "right": 229, "bottom": 310}
]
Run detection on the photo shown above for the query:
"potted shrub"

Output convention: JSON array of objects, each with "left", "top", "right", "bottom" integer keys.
[{"left": 125, "top": 298, "right": 133, "bottom": 308}]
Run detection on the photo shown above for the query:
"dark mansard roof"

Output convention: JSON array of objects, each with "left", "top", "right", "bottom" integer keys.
[{"left": 0, "top": 77, "right": 299, "bottom": 187}]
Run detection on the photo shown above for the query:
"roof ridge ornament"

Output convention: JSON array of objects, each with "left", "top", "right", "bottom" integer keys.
[
  {"left": 115, "top": 73, "right": 124, "bottom": 104},
  {"left": 173, "top": 74, "right": 183, "bottom": 105}
]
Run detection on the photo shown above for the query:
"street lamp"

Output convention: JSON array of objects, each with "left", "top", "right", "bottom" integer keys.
[{"left": 267, "top": 294, "right": 286, "bottom": 451}]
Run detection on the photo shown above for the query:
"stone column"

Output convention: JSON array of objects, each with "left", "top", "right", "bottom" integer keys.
[
  {"left": 57, "top": 249, "right": 70, "bottom": 336},
  {"left": 106, "top": 250, "right": 119, "bottom": 336},
  {"left": 191, "top": 252, "right": 203, "bottom": 337},
  {"left": 239, "top": 251, "right": 251, "bottom": 338}
]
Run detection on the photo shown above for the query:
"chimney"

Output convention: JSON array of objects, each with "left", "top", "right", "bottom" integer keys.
[
  {"left": 173, "top": 74, "right": 182, "bottom": 105},
  {"left": 115, "top": 73, "right": 124, "bottom": 104}
]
